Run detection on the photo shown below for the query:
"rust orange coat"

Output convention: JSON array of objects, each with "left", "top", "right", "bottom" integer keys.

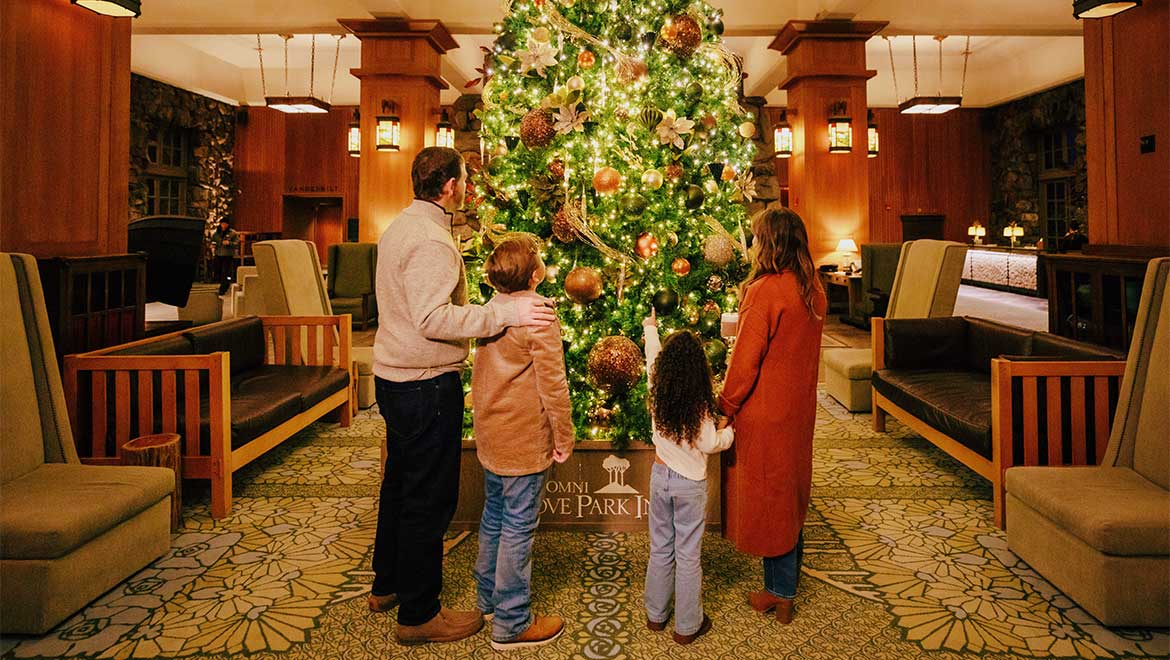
[{"left": 719, "top": 272, "right": 826, "bottom": 557}]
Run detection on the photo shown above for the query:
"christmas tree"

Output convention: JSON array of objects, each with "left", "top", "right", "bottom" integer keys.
[{"left": 468, "top": 0, "right": 758, "bottom": 448}]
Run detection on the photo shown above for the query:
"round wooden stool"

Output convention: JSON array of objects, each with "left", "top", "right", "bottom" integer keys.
[{"left": 122, "top": 433, "right": 182, "bottom": 532}]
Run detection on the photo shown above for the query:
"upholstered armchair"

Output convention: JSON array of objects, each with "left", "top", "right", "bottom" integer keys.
[
  {"left": 1005, "top": 258, "right": 1169, "bottom": 627},
  {"left": 860, "top": 243, "right": 902, "bottom": 319},
  {"left": 823, "top": 240, "right": 969, "bottom": 412},
  {"left": 232, "top": 265, "right": 265, "bottom": 316},
  {"left": 253, "top": 239, "right": 332, "bottom": 316},
  {"left": 0, "top": 253, "right": 174, "bottom": 634},
  {"left": 327, "top": 243, "right": 378, "bottom": 329}
]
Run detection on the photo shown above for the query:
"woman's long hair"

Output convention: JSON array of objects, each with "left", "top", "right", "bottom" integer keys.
[
  {"left": 650, "top": 330, "right": 715, "bottom": 447},
  {"left": 742, "top": 206, "right": 823, "bottom": 319}
]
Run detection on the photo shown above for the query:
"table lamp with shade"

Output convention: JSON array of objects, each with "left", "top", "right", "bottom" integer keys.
[
  {"left": 836, "top": 238, "right": 859, "bottom": 273},
  {"left": 1003, "top": 222, "right": 1024, "bottom": 248},
  {"left": 967, "top": 221, "right": 987, "bottom": 245}
]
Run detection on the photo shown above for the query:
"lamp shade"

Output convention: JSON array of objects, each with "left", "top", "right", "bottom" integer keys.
[
  {"left": 836, "top": 238, "right": 859, "bottom": 253},
  {"left": 266, "top": 96, "right": 330, "bottom": 114},
  {"left": 72, "top": 0, "right": 140, "bottom": 16},
  {"left": 898, "top": 96, "right": 962, "bottom": 115},
  {"left": 1074, "top": 0, "right": 1140, "bottom": 18}
]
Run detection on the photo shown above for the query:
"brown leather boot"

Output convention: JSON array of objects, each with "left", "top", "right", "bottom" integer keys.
[
  {"left": 396, "top": 607, "right": 484, "bottom": 645},
  {"left": 367, "top": 592, "right": 399, "bottom": 613},
  {"left": 672, "top": 615, "right": 712, "bottom": 645},
  {"left": 490, "top": 614, "right": 565, "bottom": 650},
  {"left": 748, "top": 591, "right": 794, "bottom": 624},
  {"left": 646, "top": 617, "right": 668, "bottom": 632}
]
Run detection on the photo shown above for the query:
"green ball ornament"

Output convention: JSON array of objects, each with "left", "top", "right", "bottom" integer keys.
[
  {"left": 614, "top": 22, "right": 633, "bottom": 42},
  {"left": 641, "top": 169, "right": 664, "bottom": 190},
  {"left": 684, "top": 81, "right": 703, "bottom": 103},
  {"left": 705, "top": 338, "right": 728, "bottom": 369},
  {"left": 652, "top": 288, "right": 680, "bottom": 316},
  {"left": 684, "top": 184, "right": 706, "bottom": 210},
  {"left": 701, "top": 300, "right": 722, "bottom": 325},
  {"left": 639, "top": 106, "right": 664, "bottom": 130},
  {"left": 620, "top": 191, "right": 649, "bottom": 216}
]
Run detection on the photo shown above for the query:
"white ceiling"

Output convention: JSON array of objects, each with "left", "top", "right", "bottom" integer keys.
[{"left": 128, "top": 0, "right": 1085, "bottom": 108}]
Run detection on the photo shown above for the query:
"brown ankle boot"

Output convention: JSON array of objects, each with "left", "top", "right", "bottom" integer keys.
[
  {"left": 396, "top": 607, "right": 484, "bottom": 645},
  {"left": 748, "top": 591, "right": 794, "bottom": 624},
  {"left": 367, "top": 592, "right": 399, "bottom": 613},
  {"left": 490, "top": 614, "right": 565, "bottom": 650},
  {"left": 672, "top": 615, "right": 712, "bottom": 645}
]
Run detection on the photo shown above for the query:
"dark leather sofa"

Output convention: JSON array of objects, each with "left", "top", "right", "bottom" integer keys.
[
  {"left": 64, "top": 315, "right": 353, "bottom": 518},
  {"left": 871, "top": 316, "right": 1127, "bottom": 527}
]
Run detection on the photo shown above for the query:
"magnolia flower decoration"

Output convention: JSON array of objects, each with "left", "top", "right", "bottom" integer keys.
[
  {"left": 733, "top": 170, "right": 758, "bottom": 203},
  {"left": 554, "top": 104, "right": 590, "bottom": 134},
  {"left": 518, "top": 36, "right": 559, "bottom": 78},
  {"left": 655, "top": 110, "right": 695, "bottom": 149}
]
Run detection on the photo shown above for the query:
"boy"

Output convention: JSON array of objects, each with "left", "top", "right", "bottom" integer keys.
[{"left": 472, "top": 234, "right": 574, "bottom": 650}]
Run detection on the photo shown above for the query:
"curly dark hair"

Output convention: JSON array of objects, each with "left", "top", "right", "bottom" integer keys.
[{"left": 649, "top": 330, "right": 715, "bottom": 447}]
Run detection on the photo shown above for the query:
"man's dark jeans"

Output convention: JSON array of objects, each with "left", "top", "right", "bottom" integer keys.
[{"left": 372, "top": 371, "right": 464, "bottom": 626}]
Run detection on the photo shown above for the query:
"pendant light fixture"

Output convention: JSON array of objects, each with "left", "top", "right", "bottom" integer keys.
[
  {"left": 258, "top": 34, "right": 331, "bottom": 114},
  {"left": 347, "top": 110, "right": 361, "bottom": 158},
  {"left": 892, "top": 35, "right": 970, "bottom": 115},
  {"left": 436, "top": 110, "right": 456, "bottom": 149},
  {"left": 867, "top": 110, "right": 879, "bottom": 158},
  {"left": 377, "top": 101, "right": 401, "bottom": 152},
  {"left": 773, "top": 109, "right": 793, "bottom": 159},
  {"left": 1074, "top": 0, "right": 1140, "bottom": 18},
  {"left": 72, "top": 0, "right": 140, "bottom": 16},
  {"left": 827, "top": 101, "right": 852, "bottom": 154}
]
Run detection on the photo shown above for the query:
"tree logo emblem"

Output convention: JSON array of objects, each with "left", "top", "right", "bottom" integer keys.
[{"left": 595, "top": 455, "right": 638, "bottom": 494}]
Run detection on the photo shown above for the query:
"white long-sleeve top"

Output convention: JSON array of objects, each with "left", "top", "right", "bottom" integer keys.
[{"left": 644, "top": 324, "right": 734, "bottom": 481}]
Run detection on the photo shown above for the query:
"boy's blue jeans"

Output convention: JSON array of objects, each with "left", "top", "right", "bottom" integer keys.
[
  {"left": 644, "top": 463, "right": 708, "bottom": 636},
  {"left": 474, "top": 469, "right": 546, "bottom": 641}
]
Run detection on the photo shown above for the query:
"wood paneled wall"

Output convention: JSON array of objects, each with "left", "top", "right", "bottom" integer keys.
[
  {"left": 1, "top": 0, "right": 131, "bottom": 257},
  {"left": 867, "top": 109, "right": 992, "bottom": 243},
  {"left": 1084, "top": 0, "right": 1170, "bottom": 247},
  {"left": 233, "top": 107, "right": 286, "bottom": 233}
]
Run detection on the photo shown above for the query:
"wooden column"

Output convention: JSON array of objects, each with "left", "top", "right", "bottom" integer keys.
[
  {"left": 339, "top": 19, "right": 458, "bottom": 244},
  {"left": 770, "top": 20, "right": 886, "bottom": 265},
  {"left": 1083, "top": 1, "right": 1169, "bottom": 248},
  {"left": 1, "top": 0, "right": 131, "bottom": 257}
]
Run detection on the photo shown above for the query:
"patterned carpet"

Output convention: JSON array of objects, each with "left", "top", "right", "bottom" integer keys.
[{"left": 2, "top": 396, "right": 1166, "bottom": 659}]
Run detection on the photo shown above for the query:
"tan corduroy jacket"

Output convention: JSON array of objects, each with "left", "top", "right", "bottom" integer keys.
[{"left": 472, "top": 291, "right": 575, "bottom": 476}]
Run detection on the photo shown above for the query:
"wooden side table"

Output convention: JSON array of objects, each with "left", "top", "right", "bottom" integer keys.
[
  {"left": 123, "top": 433, "right": 183, "bottom": 532},
  {"left": 823, "top": 271, "right": 865, "bottom": 326}
]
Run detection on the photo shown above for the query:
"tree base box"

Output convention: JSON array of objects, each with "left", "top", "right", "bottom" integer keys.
[{"left": 451, "top": 441, "right": 722, "bottom": 532}]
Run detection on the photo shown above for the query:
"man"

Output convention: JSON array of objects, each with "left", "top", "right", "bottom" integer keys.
[
  {"left": 209, "top": 217, "right": 239, "bottom": 295},
  {"left": 1062, "top": 220, "right": 1088, "bottom": 251},
  {"left": 369, "top": 147, "right": 556, "bottom": 645}
]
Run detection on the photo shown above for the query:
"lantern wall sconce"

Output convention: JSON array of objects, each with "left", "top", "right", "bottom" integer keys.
[
  {"left": 867, "top": 110, "right": 879, "bottom": 158},
  {"left": 347, "top": 110, "right": 361, "bottom": 158},
  {"left": 72, "top": 0, "right": 140, "bottom": 16},
  {"left": 828, "top": 101, "right": 852, "bottom": 154},
  {"left": 376, "top": 101, "right": 401, "bottom": 152},
  {"left": 773, "top": 109, "right": 793, "bottom": 159},
  {"left": 436, "top": 109, "right": 456, "bottom": 149}
]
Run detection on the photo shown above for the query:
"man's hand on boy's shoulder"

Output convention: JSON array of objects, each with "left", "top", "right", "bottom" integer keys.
[{"left": 498, "top": 295, "right": 556, "bottom": 328}]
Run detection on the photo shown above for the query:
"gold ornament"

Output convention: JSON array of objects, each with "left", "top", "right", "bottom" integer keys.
[
  {"left": 707, "top": 274, "right": 724, "bottom": 291},
  {"left": 659, "top": 14, "right": 702, "bottom": 59},
  {"left": 577, "top": 50, "right": 596, "bottom": 69},
  {"left": 721, "top": 164, "right": 737, "bottom": 181},
  {"left": 552, "top": 204, "right": 581, "bottom": 243},
  {"left": 702, "top": 114, "right": 718, "bottom": 130},
  {"left": 664, "top": 163, "right": 684, "bottom": 181},
  {"left": 566, "top": 75, "right": 585, "bottom": 92},
  {"left": 641, "top": 169, "right": 664, "bottom": 190},
  {"left": 704, "top": 179, "right": 719, "bottom": 194},
  {"left": 549, "top": 158, "right": 566, "bottom": 180},
  {"left": 592, "top": 167, "right": 622, "bottom": 194},
  {"left": 617, "top": 58, "right": 648, "bottom": 84},
  {"left": 703, "top": 234, "right": 735, "bottom": 267},
  {"left": 588, "top": 336, "right": 644, "bottom": 392},
  {"left": 564, "top": 267, "right": 603, "bottom": 303},
  {"left": 671, "top": 257, "right": 692, "bottom": 276},
  {"left": 531, "top": 27, "right": 551, "bottom": 44},
  {"left": 520, "top": 108, "right": 556, "bottom": 148},
  {"left": 591, "top": 406, "right": 615, "bottom": 427},
  {"left": 738, "top": 121, "right": 757, "bottom": 139},
  {"left": 639, "top": 106, "right": 664, "bottom": 130},
  {"left": 635, "top": 231, "right": 659, "bottom": 260},
  {"left": 684, "top": 303, "right": 700, "bottom": 325}
]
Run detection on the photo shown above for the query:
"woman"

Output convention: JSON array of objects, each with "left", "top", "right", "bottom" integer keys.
[{"left": 719, "top": 206, "right": 826, "bottom": 624}]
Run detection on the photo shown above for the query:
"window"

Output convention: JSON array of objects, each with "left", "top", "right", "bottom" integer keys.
[
  {"left": 1038, "top": 127, "right": 1077, "bottom": 241},
  {"left": 144, "top": 125, "right": 189, "bottom": 216},
  {"left": 1040, "top": 129, "right": 1077, "bottom": 171},
  {"left": 1042, "top": 180, "right": 1071, "bottom": 238}
]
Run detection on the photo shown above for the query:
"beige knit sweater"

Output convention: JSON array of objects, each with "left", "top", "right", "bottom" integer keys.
[{"left": 373, "top": 200, "right": 516, "bottom": 382}]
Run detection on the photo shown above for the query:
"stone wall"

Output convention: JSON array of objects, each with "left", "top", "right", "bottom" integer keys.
[
  {"left": 129, "top": 74, "right": 236, "bottom": 231},
  {"left": 987, "top": 80, "right": 1087, "bottom": 241}
]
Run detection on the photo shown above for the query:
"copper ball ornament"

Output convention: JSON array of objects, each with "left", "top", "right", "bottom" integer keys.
[
  {"left": 617, "top": 58, "right": 649, "bottom": 84},
  {"left": 548, "top": 158, "right": 566, "bottom": 180},
  {"left": 587, "top": 336, "right": 644, "bottom": 392},
  {"left": 703, "top": 234, "right": 735, "bottom": 267},
  {"left": 635, "top": 231, "right": 660, "bottom": 259},
  {"left": 577, "top": 50, "right": 596, "bottom": 69},
  {"left": 592, "top": 167, "right": 623, "bottom": 194},
  {"left": 664, "top": 163, "right": 684, "bottom": 182},
  {"left": 659, "top": 14, "right": 702, "bottom": 59},
  {"left": 552, "top": 205, "right": 581, "bottom": 243},
  {"left": 564, "top": 267, "right": 603, "bottom": 304},
  {"left": 520, "top": 108, "right": 556, "bottom": 148},
  {"left": 671, "top": 257, "right": 692, "bottom": 276},
  {"left": 721, "top": 164, "right": 737, "bottom": 181}
]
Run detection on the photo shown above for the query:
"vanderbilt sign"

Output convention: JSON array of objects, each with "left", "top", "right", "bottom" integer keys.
[{"left": 453, "top": 442, "right": 722, "bottom": 532}]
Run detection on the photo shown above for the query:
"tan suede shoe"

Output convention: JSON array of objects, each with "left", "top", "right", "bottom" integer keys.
[
  {"left": 490, "top": 614, "right": 565, "bottom": 651},
  {"left": 396, "top": 607, "right": 484, "bottom": 645},
  {"left": 367, "top": 592, "right": 399, "bottom": 613}
]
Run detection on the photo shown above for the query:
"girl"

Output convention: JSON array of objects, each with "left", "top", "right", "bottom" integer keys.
[
  {"left": 720, "top": 207, "right": 826, "bottom": 624},
  {"left": 642, "top": 309, "right": 734, "bottom": 645}
]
